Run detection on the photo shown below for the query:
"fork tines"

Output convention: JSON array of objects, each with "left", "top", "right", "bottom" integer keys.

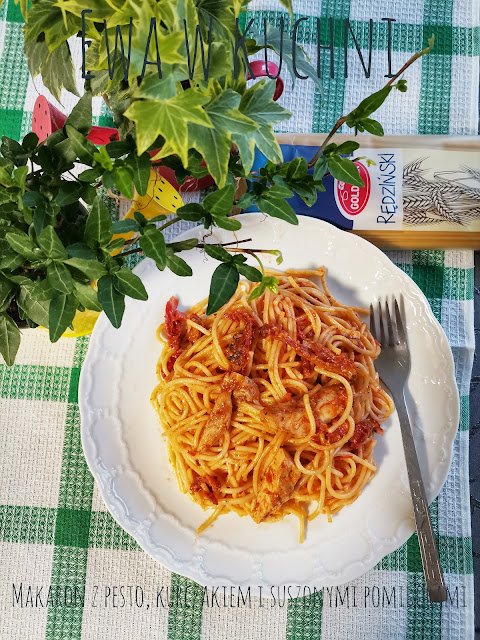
[{"left": 370, "top": 297, "right": 406, "bottom": 347}]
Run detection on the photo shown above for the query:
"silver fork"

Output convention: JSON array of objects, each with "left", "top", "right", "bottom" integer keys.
[{"left": 370, "top": 297, "right": 447, "bottom": 603}]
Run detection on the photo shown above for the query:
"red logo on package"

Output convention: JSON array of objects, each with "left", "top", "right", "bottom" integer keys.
[{"left": 335, "top": 162, "right": 371, "bottom": 216}]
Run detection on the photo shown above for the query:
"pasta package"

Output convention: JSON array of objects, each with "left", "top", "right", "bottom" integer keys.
[{"left": 250, "top": 134, "right": 480, "bottom": 249}]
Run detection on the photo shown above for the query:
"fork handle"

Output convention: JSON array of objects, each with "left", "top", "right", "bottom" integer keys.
[{"left": 395, "top": 393, "right": 447, "bottom": 603}]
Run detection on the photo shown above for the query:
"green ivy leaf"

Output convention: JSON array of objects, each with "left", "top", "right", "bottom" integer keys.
[
  {"left": 0, "top": 313, "right": 20, "bottom": 366},
  {"left": 97, "top": 275, "right": 125, "bottom": 329},
  {"left": 17, "top": 285, "right": 50, "bottom": 327},
  {"left": 167, "top": 238, "right": 198, "bottom": 252},
  {"left": 203, "top": 184, "right": 235, "bottom": 216},
  {"left": 206, "top": 262, "right": 239, "bottom": 315},
  {"left": 124, "top": 91, "right": 213, "bottom": 163},
  {"left": 113, "top": 165, "right": 134, "bottom": 199},
  {"left": 327, "top": 155, "right": 365, "bottom": 188},
  {"left": 139, "top": 227, "right": 167, "bottom": 270},
  {"left": 286, "top": 157, "right": 308, "bottom": 181},
  {"left": 49, "top": 292, "right": 77, "bottom": 342},
  {"left": 0, "top": 250, "right": 25, "bottom": 271},
  {"left": 0, "top": 275, "right": 15, "bottom": 310},
  {"left": 111, "top": 219, "right": 140, "bottom": 234},
  {"left": 66, "top": 243, "right": 97, "bottom": 260},
  {"left": 236, "top": 191, "right": 256, "bottom": 209},
  {"left": 66, "top": 126, "right": 97, "bottom": 165},
  {"left": 212, "top": 215, "right": 241, "bottom": 231},
  {"left": 166, "top": 254, "right": 192, "bottom": 277},
  {"left": 64, "top": 258, "right": 107, "bottom": 280},
  {"left": 347, "top": 86, "right": 393, "bottom": 126},
  {"left": 256, "top": 196, "right": 298, "bottom": 225},
  {"left": 65, "top": 92, "right": 92, "bottom": 136},
  {"left": 56, "top": 181, "right": 84, "bottom": 207},
  {"left": 203, "top": 245, "right": 232, "bottom": 263},
  {"left": 47, "top": 262, "right": 74, "bottom": 294},
  {"left": 84, "top": 196, "right": 113, "bottom": 249},
  {"left": 336, "top": 141, "right": 361, "bottom": 155},
  {"left": 235, "top": 262, "right": 262, "bottom": 282},
  {"left": 313, "top": 155, "right": 328, "bottom": 181},
  {"left": 176, "top": 203, "right": 206, "bottom": 222},
  {"left": 93, "top": 146, "right": 113, "bottom": 171},
  {"left": 5, "top": 231, "right": 41, "bottom": 261},
  {"left": 113, "top": 268, "right": 148, "bottom": 301},
  {"left": 358, "top": 118, "right": 384, "bottom": 136},
  {"left": 125, "top": 153, "right": 151, "bottom": 197},
  {"left": 37, "top": 226, "right": 68, "bottom": 261},
  {"left": 73, "top": 282, "right": 102, "bottom": 312}
]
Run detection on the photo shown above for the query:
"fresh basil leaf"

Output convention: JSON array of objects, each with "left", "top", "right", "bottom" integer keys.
[
  {"left": 0, "top": 313, "right": 20, "bottom": 365},
  {"left": 49, "top": 292, "right": 77, "bottom": 342},
  {"left": 113, "top": 268, "right": 148, "bottom": 301},
  {"left": 97, "top": 275, "right": 125, "bottom": 328},
  {"left": 256, "top": 196, "right": 298, "bottom": 225},
  {"left": 327, "top": 155, "right": 365, "bottom": 188},
  {"left": 206, "top": 262, "right": 239, "bottom": 315}
]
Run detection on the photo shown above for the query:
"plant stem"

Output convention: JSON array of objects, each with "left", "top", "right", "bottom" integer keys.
[
  {"left": 118, "top": 236, "right": 254, "bottom": 258},
  {"left": 157, "top": 217, "right": 181, "bottom": 232},
  {"left": 307, "top": 36, "right": 435, "bottom": 169}
]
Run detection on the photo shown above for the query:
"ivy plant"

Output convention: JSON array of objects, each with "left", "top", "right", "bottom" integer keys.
[{"left": 0, "top": 0, "right": 434, "bottom": 364}]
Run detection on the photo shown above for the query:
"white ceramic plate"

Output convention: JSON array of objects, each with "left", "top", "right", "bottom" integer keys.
[{"left": 79, "top": 214, "right": 459, "bottom": 590}]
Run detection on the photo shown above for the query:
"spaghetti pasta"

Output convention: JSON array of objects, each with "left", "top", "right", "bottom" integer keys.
[{"left": 151, "top": 267, "right": 394, "bottom": 542}]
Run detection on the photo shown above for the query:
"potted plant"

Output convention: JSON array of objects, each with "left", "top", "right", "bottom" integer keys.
[{"left": 0, "top": 0, "right": 433, "bottom": 365}]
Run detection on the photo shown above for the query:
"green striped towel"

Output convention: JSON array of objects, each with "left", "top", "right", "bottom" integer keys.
[{"left": 0, "top": 0, "right": 476, "bottom": 638}]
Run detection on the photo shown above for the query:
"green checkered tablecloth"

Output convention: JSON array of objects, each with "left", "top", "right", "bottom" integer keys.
[{"left": 0, "top": 0, "right": 477, "bottom": 638}]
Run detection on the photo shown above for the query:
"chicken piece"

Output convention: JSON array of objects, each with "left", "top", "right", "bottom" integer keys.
[
  {"left": 262, "top": 384, "right": 347, "bottom": 438},
  {"left": 197, "top": 391, "right": 232, "bottom": 451},
  {"left": 225, "top": 310, "right": 256, "bottom": 373},
  {"left": 252, "top": 448, "right": 301, "bottom": 523},
  {"left": 222, "top": 372, "right": 261, "bottom": 404},
  {"left": 259, "top": 324, "right": 356, "bottom": 380}
]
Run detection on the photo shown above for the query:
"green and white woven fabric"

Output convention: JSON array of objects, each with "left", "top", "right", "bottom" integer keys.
[{"left": 0, "top": 0, "right": 477, "bottom": 638}]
